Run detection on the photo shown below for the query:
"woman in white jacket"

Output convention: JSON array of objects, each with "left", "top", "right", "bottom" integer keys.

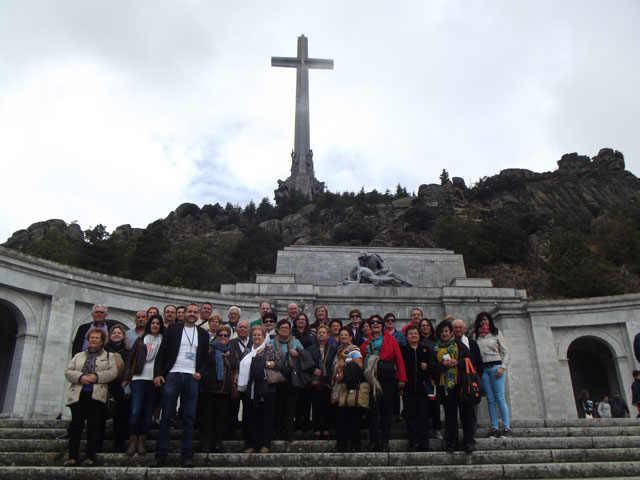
[
  {"left": 64, "top": 327, "right": 118, "bottom": 466},
  {"left": 474, "top": 312, "right": 511, "bottom": 438}
]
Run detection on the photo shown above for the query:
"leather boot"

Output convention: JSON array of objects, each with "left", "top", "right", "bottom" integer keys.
[
  {"left": 137, "top": 435, "right": 146, "bottom": 455},
  {"left": 126, "top": 435, "right": 137, "bottom": 456}
]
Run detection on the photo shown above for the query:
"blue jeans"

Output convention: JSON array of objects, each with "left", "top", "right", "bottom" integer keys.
[
  {"left": 482, "top": 365, "right": 509, "bottom": 430},
  {"left": 129, "top": 380, "right": 159, "bottom": 435},
  {"left": 155, "top": 372, "right": 199, "bottom": 458}
]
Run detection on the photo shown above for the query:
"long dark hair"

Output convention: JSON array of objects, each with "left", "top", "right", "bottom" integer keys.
[
  {"left": 145, "top": 314, "right": 166, "bottom": 336},
  {"left": 473, "top": 311, "right": 498, "bottom": 339},
  {"left": 419, "top": 318, "right": 435, "bottom": 340}
]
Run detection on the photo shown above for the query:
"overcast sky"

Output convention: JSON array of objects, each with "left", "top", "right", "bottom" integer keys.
[{"left": 2, "top": 1, "right": 639, "bottom": 243}]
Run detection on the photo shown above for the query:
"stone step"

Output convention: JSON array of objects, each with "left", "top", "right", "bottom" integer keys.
[
  {"left": 1, "top": 417, "right": 637, "bottom": 429},
  {"left": 1, "top": 462, "right": 639, "bottom": 480},
  {"left": 1, "top": 448, "right": 639, "bottom": 468},
  {"left": 2, "top": 436, "right": 640, "bottom": 454},
  {"left": 1, "top": 424, "right": 638, "bottom": 441}
]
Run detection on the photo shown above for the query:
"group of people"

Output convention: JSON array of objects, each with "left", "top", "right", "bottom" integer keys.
[
  {"left": 64, "top": 301, "right": 513, "bottom": 467},
  {"left": 576, "top": 388, "right": 632, "bottom": 419}
]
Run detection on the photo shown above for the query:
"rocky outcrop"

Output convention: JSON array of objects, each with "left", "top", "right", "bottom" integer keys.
[{"left": 4, "top": 219, "right": 83, "bottom": 250}]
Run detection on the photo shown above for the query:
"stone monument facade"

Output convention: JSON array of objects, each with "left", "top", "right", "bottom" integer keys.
[
  {"left": 0, "top": 244, "right": 639, "bottom": 423},
  {"left": 272, "top": 35, "right": 331, "bottom": 201}
]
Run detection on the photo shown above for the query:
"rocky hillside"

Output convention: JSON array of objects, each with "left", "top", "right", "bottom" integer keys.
[{"left": 5, "top": 148, "right": 640, "bottom": 299}]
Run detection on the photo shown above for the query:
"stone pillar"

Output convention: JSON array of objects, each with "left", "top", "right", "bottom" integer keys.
[{"left": 31, "top": 296, "right": 76, "bottom": 418}]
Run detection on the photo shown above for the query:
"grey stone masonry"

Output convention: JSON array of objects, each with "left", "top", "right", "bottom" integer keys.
[{"left": 274, "top": 245, "right": 468, "bottom": 287}]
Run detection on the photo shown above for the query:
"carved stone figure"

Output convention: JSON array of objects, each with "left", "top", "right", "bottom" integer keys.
[{"left": 344, "top": 252, "right": 413, "bottom": 286}]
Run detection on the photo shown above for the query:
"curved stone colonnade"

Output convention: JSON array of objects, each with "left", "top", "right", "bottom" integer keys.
[{"left": 0, "top": 245, "right": 638, "bottom": 420}]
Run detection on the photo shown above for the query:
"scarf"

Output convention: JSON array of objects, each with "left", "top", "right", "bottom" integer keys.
[
  {"left": 330, "top": 343, "right": 359, "bottom": 403},
  {"left": 144, "top": 334, "right": 163, "bottom": 362},
  {"left": 105, "top": 340, "right": 126, "bottom": 355},
  {"left": 273, "top": 335, "right": 293, "bottom": 367},
  {"left": 211, "top": 340, "right": 230, "bottom": 381},
  {"left": 238, "top": 339, "right": 269, "bottom": 391},
  {"left": 364, "top": 334, "right": 383, "bottom": 370},
  {"left": 436, "top": 339, "right": 458, "bottom": 395},
  {"left": 82, "top": 347, "right": 103, "bottom": 375},
  {"left": 478, "top": 325, "right": 490, "bottom": 338}
]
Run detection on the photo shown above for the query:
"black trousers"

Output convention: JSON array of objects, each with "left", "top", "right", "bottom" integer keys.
[
  {"left": 242, "top": 391, "right": 275, "bottom": 450},
  {"left": 197, "top": 391, "right": 231, "bottom": 451},
  {"left": 368, "top": 378, "right": 396, "bottom": 447},
  {"left": 68, "top": 391, "right": 106, "bottom": 461},
  {"left": 403, "top": 391, "right": 431, "bottom": 449},
  {"left": 223, "top": 396, "right": 241, "bottom": 440},
  {"left": 310, "top": 387, "right": 331, "bottom": 432},
  {"left": 274, "top": 383, "right": 299, "bottom": 440},
  {"left": 441, "top": 385, "right": 476, "bottom": 448},
  {"left": 336, "top": 406, "right": 362, "bottom": 451}
]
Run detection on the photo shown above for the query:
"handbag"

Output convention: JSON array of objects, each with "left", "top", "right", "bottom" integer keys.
[
  {"left": 338, "top": 382, "right": 370, "bottom": 409},
  {"left": 377, "top": 360, "right": 396, "bottom": 382},
  {"left": 459, "top": 357, "right": 484, "bottom": 405},
  {"left": 265, "top": 367, "right": 286, "bottom": 385}
]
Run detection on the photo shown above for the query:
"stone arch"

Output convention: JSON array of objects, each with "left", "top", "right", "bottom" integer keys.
[
  {"left": 557, "top": 328, "right": 626, "bottom": 414},
  {"left": 0, "top": 289, "right": 40, "bottom": 417}
]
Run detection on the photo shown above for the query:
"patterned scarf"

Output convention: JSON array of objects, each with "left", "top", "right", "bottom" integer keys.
[
  {"left": 435, "top": 339, "right": 458, "bottom": 395},
  {"left": 82, "top": 347, "right": 103, "bottom": 375}
]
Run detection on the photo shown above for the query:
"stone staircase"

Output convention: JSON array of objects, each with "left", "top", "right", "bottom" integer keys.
[{"left": 0, "top": 418, "right": 639, "bottom": 479}]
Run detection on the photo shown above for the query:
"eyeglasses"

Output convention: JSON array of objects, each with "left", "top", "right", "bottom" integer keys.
[
  {"left": 370, "top": 320, "right": 383, "bottom": 325},
  {"left": 350, "top": 314, "right": 360, "bottom": 318},
  {"left": 94, "top": 311, "right": 106, "bottom": 315},
  {"left": 217, "top": 333, "right": 229, "bottom": 338}
]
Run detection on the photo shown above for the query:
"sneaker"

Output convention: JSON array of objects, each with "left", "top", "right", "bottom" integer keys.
[
  {"left": 500, "top": 428, "right": 511, "bottom": 438},
  {"left": 487, "top": 428, "right": 500, "bottom": 438},
  {"left": 434, "top": 431, "right": 443, "bottom": 440},
  {"left": 259, "top": 447, "right": 269, "bottom": 453}
]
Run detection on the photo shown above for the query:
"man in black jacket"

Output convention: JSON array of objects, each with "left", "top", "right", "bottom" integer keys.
[
  {"left": 151, "top": 302, "right": 209, "bottom": 468},
  {"left": 71, "top": 304, "right": 114, "bottom": 356}
]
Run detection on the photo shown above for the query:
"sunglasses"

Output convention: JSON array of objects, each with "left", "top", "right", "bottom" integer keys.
[
  {"left": 217, "top": 333, "right": 229, "bottom": 338},
  {"left": 385, "top": 318, "right": 396, "bottom": 322},
  {"left": 263, "top": 320, "right": 275, "bottom": 324},
  {"left": 370, "top": 320, "right": 383, "bottom": 325},
  {"left": 350, "top": 314, "right": 360, "bottom": 318}
]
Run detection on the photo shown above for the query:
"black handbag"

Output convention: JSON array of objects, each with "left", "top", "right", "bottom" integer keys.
[
  {"left": 377, "top": 359, "right": 397, "bottom": 382},
  {"left": 459, "top": 357, "right": 484, "bottom": 405}
]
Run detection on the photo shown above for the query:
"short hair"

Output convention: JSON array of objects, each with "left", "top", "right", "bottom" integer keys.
[
  {"left": 287, "top": 302, "right": 299, "bottom": 310},
  {"left": 202, "top": 302, "right": 213, "bottom": 308},
  {"left": 329, "top": 318, "right": 343, "bottom": 328},
  {"left": 216, "top": 325, "right": 231, "bottom": 336},
  {"left": 411, "top": 308, "right": 423, "bottom": 316},
  {"left": 314, "top": 305, "right": 328, "bottom": 317},
  {"left": 208, "top": 314, "right": 222, "bottom": 323},
  {"left": 108, "top": 324, "right": 128, "bottom": 347},
  {"left": 368, "top": 314, "right": 384, "bottom": 325},
  {"left": 86, "top": 327, "right": 107, "bottom": 345},
  {"left": 405, "top": 324, "right": 420, "bottom": 336},
  {"left": 163, "top": 305, "right": 176, "bottom": 313},
  {"left": 435, "top": 320, "right": 453, "bottom": 338},
  {"left": 176, "top": 305, "right": 186, "bottom": 311},
  {"left": 348, "top": 308, "right": 362, "bottom": 318},
  {"left": 92, "top": 304, "right": 108, "bottom": 314},
  {"left": 316, "top": 325, "right": 329, "bottom": 334},
  {"left": 262, "top": 312, "right": 278, "bottom": 322},
  {"left": 185, "top": 302, "right": 199, "bottom": 310},
  {"left": 276, "top": 319, "right": 291, "bottom": 331},
  {"left": 228, "top": 306, "right": 241, "bottom": 316},
  {"left": 339, "top": 325, "right": 354, "bottom": 338},
  {"left": 383, "top": 312, "right": 396, "bottom": 322},
  {"left": 251, "top": 324, "right": 267, "bottom": 337},
  {"left": 145, "top": 314, "right": 166, "bottom": 336}
]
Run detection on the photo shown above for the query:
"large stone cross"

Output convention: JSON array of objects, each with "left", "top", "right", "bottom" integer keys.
[{"left": 272, "top": 35, "right": 333, "bottom": 178}]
